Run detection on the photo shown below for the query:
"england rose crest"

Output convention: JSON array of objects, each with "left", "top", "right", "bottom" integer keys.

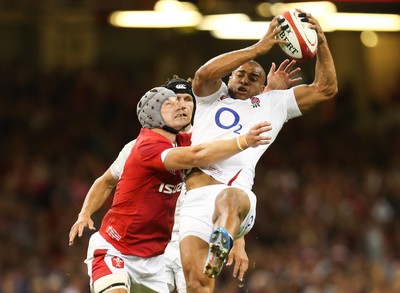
[{"left": 250, "top": 96, "right": 260, "bottom": 108}]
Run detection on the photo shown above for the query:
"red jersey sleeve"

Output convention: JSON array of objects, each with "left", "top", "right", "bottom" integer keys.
[{"left": 136, "top": 133, "right": 172, "bottom": 171}]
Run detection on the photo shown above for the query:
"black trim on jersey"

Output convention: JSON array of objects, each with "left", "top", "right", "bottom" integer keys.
[{"left": 99, "top": 282, "right": 127, "bottom": 293}]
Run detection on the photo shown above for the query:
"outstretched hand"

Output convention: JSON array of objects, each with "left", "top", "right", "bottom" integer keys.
[
  {"left": 296, "top": 9, "right": 327, "bottom": 46},
  {"left": 255, "top": 16, "right": 290, "bottom": 54},
  {"left": 264, "top": 59, "right": 302, "bottom": 92},
  {"left": 243, "top": 121, "right": 272, "bottom": 148},
  {"left": 226, "top": 238, "right": 249, "bottom": 282},
  {"left": 69, "top": 214, "right": 96, "bottom": 246}
]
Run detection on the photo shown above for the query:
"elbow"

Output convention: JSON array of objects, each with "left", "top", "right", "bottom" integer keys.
[
  {"left": 194, "top": 57, "right": 215, "bottom": 78},
  {"left": 324, "top": 83, "right": 338, "bottom": 100},
  {"left": 194, "top": 66, "right": 207, "bottom": 80},
  {"left": 317, "top": 79, "right": 338, "bottom": 101},
  {"left": 323, "top": 72, "right": 338, "bottom": 100}
]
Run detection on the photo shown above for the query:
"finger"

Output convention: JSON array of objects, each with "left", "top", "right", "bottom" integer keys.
[
  {"left": 254, "top": 128, "right": 272, "bottom": 137},
  {"left": 285, "top": 60, "right": 297, "bottom": 72},
  {"left": 270, "top": 16, "right": 280, "bottom": 27},
  {"left": 256, "top": 125, "right": 272, "bottom": 133},
  {"left": 78, "top": 224, "right": 86, "bottom": 237},
  {"left": 260, "top": 121, "right": 271, "bottom": 127},
  {"left": 238, "top": 262, "right": 249, "bottom": 281},
  {"left": 258, "top": 134, "right": 272, "bottom": 140},
  {"left": 290, "top": 77, "right": 303, "bottom": 85},
  {"left": 267, "top": 62, "right": 276, "bottom": 77},
  {"left": 232, "top": 260, "right": 241, "bottom": 278},
  {"left": 277, "top": 59, "right": 290, "bottom": 71},
  {"left": 288, "top": 67, "right": 301, "bottom": 76},
  {"left": 238, "top": 268, "right": 245, "bottom": 282},
  {"left": 69, "top": 228, "right": 77, "bottom": 245},
  {"left": 226, "top": 253, "right": 234, "bottom": 266},
  {"left": 254, "top": 127, "right": 272, "bottom": 136},
  {"left": 252, "top": 121, "right": 270, "bottom": 130},
  {"left": 257, "top": 138, "right": 272, "bottom": 145},
  {"left": 88, "top": 221, "right": 96, "bottom": 231},
  {"left": 269, "top": 18, "right": 280, "bottom": 35}
]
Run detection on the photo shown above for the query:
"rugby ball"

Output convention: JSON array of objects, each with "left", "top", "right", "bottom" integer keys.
[{"left": 276, "top": 10, "right": 318, "bottom": 62}]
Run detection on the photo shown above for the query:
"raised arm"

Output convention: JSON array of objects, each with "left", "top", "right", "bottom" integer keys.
[
  {"left": 163, "top": 121, "right": 272, "bottom": 171},
  {"left": 293, "top": 11, "right": 338, "bottom": 112},
  {"left": 192, "top": 17, "right": 286, "bottom": 97}
]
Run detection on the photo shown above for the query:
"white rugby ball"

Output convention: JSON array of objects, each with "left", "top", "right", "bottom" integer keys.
[{"left": 276, "top": 10, "right": 318, "bottom": 62}]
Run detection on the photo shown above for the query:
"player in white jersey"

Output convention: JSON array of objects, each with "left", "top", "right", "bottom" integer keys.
[{"left": 179, "top": 11, "right": 338, "bottom": 293}]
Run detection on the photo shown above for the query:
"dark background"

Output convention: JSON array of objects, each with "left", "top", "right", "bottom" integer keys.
[{"left": 0, "top": 0, "right": 399, "bottom": 292}]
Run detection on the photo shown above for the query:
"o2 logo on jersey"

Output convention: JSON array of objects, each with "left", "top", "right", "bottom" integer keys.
[
  {"left": 158, "top": 182, "right": 183, "bottom": 194},
  {"left": 215, "top": 107, "right": 242, "bottom": 134}
]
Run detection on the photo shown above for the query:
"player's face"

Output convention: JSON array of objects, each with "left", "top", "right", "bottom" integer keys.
[
  {"left": 161, "top": 94, "right": 194, "bottom": 130},
  {"left": 228, "top": 63, "right": 266, "bottom": 100}
]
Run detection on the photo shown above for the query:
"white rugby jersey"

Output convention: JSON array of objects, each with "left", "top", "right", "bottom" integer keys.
[
  {"left": 191, "top": 83, "right": 302, "bottom": 190},
  {"left": 110, "top": 140, "right": 136, "bottom": 180}
]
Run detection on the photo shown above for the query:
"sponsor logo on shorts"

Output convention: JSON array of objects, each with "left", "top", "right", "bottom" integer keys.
[{"left": 246, "top": 215, "right": 254, "bottom": 228}]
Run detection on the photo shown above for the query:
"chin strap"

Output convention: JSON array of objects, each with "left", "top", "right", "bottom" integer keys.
[{"left": 162, "top": 125, "right": 180, "bottom": 135}]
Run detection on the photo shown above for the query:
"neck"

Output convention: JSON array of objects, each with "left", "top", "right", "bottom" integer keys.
[
  {"left": 151, "top": 128, "right": 177, "bottom": 143},
  {"left": 182, "top": 124, "right": 192, "bottom": 133}
]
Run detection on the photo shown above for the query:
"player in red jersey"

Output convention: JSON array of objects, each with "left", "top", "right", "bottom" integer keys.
[{"left": 70, "top": 85, "right": 272, "bottom": 293}]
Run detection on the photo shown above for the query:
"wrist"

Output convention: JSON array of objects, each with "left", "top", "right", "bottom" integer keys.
[{"left": 236, "top": 135, "right": 249, "bottom": 151}]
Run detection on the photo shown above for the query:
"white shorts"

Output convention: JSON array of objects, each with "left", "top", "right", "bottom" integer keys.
[
  {"left": 85, "top": 232, "right": 169, "bottom": 293},
  {"left": 179, "top": 184, "right": 256, "bottom": 243},
  {"left": 164, "top": 240, "right": 186, "bottom": 292}
]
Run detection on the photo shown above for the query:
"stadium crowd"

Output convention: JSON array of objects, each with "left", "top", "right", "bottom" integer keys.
[{"left": 0, "top": 65, "right": 399, "bottom": 293}]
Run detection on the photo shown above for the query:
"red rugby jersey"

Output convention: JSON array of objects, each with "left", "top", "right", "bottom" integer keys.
[{"left": 99, "top": 128, "right": 191, "bottom": 257}]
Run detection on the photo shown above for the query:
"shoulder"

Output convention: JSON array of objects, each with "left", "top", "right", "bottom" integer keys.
[{"left": 137, "top": 129, "right": 172, "bottom": 153}]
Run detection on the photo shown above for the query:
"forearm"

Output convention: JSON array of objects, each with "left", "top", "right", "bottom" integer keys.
[
  {"left": 169, "top": 135, "right": 249, "bottom": 170},
  {"left": 193, "top": 47, "right": 260, "bottom": 97},
  {"left": 196, "top": 47, "right": 260, "bottom": 82},
  {"left": 78, "top": 172, "right": 116, "bottom": 217},
  {"left": 313, "top": 42, "right": 338, "bottom": 98},
  {"left": 164, "top": 121, "right": 271, "bottom": 170},
  {"left": 191, "top": 135, "right": 249, "bottom": 167}
]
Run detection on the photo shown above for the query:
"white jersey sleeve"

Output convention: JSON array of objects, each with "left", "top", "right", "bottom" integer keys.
[{"left": 110, "top": 140, "right": 136, "bottom": 180}]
